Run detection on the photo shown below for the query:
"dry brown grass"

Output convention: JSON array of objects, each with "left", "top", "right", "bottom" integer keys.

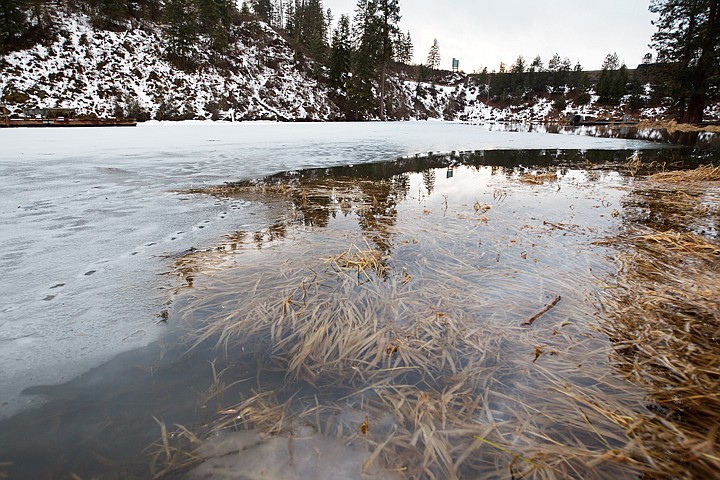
[
  {"left": 152, "top": 226, "right": 653, "bottom": 479},
  {"left": 518, "top": 172, "right": 558, "bottom": 185},
  {"left": 152, "top": 160, "right": 720, "bottom": 479},
  {"left": 637, "top": 119, "right": 720, "bottom": 134},
  {"left": 600, "top": 228, "right": 720, "bottom": 479},
  {"left": 650, "top": 164, "right": 720, "bottom": 183},
  {"left": 599, "top": 165, "right": 720, "bottom": 479},
  {"left": 326, "top": 243, "right": 389, "bottom": 282}
]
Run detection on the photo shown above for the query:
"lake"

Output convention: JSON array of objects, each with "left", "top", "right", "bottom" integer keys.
[{"left": 0, "top": 122, "right": 717, "bottom": 479}]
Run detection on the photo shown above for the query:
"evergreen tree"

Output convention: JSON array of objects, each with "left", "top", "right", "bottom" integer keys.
[
  {"left": 0, "top": 0, "right": 27, "bottom": 49},
  {"left": 251, "top": 0, "right": 272, "bottom": 22},
  {"left": 98, "top": 0, "right": 128, "bottom": 28},
  {"left": 613, "top": 63, "right": 629, "bottom": 102},
  {"left": 602, "top": 51, "right": 620, "bottom": 70},
  {"left": 329, "top": 13, "right": 352, "bottom": 91},
  {"left": 162, "top": 0, "right": 198, "bottom": 65},
  {"left": 426, "top": 38, "right": 440, "bottom": 70},
  {"left": 394, "top": 30, "right": 413, "bottom": 64},
  {"left": 240, "top": 1, "right": 251, "bottom": 16},
  {"left": 285, "top": 0, "right": 329, "bottom": 64},
  {"left": 197, "top": 0, "right": 234, "bottom": 52},
  {"left": 627, "top": 73, "right": 647, "bottom": 112},
  {"left": 375, "top": 0, "right": 401, "bottom": 120},
  {"left": 529, "top": 55, "right": 543, "bottom": 72},
  {"left": 348, "top": 0, "right": 380, "bottom": 119},
  {"left": 560, "top": 57, "right": 572, "bottom": 71},
  {"left": 650, "top": 0, "right": 719, "bottom": 123},
  {"left": 282, "top": 0, "right": 294, "bottom": 31},
  {"left": 303, "top": 0, "right": 329, "bottom": 63},
  {"left": 547, "top": 53, "right": 562, "bottom": 72},
  {"left": 510, "top": 55, "right": 525, "bottom": 73},
  {"left": 597, "top": 52, "right": 623, "bottom": 105},
  {"left": 131, "top": 0, "right": 163, "bottom": 21},
  {"left": 270, "top": 0, "right": 285, "bottom": 28},
  {"left": 574, "top": 72, "right": 592, "bottom": 105}
]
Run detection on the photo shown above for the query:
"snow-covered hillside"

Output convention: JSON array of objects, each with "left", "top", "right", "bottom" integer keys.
[
  {"left": 2, "top": 9, "right": 717, "bottom": 123},
  {"left": 1, "top": 10, "right": 338, "bottom": 121}
]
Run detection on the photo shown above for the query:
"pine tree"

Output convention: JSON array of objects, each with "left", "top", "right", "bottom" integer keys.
[
  {"left": 574, "top": 71, "right": 592, "bottom": 105},
  {"left": 612, "top": 63, "right": 629, "bottom": 104},
  {"left": 547, "top": 53, "right": 562, "bottom": 72},
  {"left": 602, "top": 52, "right": 620, "bottom": 70},
  {"left": 302, "top": 0, "right": 329, "bottom": 64},
  {"left": 650, "top": 0, "right": 719, "bottom": 123},
  {"left": 529, "top": 55, "right": 543, "bottom": 72},
  {"left": 251, "top": 0, "right": 272, "bottom": 22},
  {"left": 99, "top": 0, "right": 128, "bottom": 28},
  {"left": 240, "top": 1, "right": 251, "bottom": 16},
  {"left": 270, "top": 0, "right": 285, "bottom": 28},
  {"left": 426, "top": 38, "right": 440, "bottom": 70},
  {"left": 394, "top": 30, "right": 413, "bottom": 64},
  {"left": 0, "top": 0, "right": 27, "bottom": 50},
  {"left": 348, "top": 0, "right": 379, "bottom": 119},
  {"left": 162, "top": 0, "right": 198, "bottom": 64},
  {"left": 597, "top": 53, "right": 623, "bottom": 105},
  {"left": 284, "top": 0, "right": 329, "bottom": 64},
  {"left": 197, "top": 0, "right": 234, "bottom": 52},
  {"left": 375, "top": 0, "right": 401, "bottom": 120},
  {"left": 329, "top": 13, "right": 352, "bottom": 91},
  {"left": 510, "top": 55, "right": 525, "bottom": 74}
]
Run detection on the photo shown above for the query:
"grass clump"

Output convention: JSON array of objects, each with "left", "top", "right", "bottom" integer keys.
[
  {"left": 152, "top": 160, "right": 720, "bottom": 479},
  {"left": 600, "top": 228, "right": 720, "bottom": 479},
  {"left": 649, "top": 164, "right": 720, "bottom": 183}
]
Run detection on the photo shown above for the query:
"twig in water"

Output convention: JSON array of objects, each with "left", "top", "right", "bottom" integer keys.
[
  {"left": 288, "top": 430, "right": 294, "bottom": 467},
  {"left": 522, "top": 296, "right": 561, "bottom": 326}
]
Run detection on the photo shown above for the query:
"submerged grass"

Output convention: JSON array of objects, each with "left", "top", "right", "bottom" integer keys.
[
  {"left": 599, "top": 164, "right": 720, "bottom": 479},
  {"left": 153, "top": 160, "right": 720, "bottom": 479},
  {"left": 157, "top": 244, "right": 643, "bottom": 479},
  {"left": 518, "top": 172, "right": 558, "bottom": 185},
  {"left": 600, "top": 228, "right": 720, "bottom": 479}
]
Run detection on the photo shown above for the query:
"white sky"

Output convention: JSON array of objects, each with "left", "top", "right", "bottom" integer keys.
[{"left": 322, "top": 0, "right": 658, "bottom": 71}]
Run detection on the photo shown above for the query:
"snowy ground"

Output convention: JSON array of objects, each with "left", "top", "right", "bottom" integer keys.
[
  {"left": 1, "top": 11, "right": 336, "bottom": 121},
  {"left": 0, "top": 121, "right": 661, "bottom": 419}
]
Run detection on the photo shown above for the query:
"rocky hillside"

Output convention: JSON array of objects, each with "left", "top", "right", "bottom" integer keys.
[
  {"left": 1, "top": 9, "right": 338, "bottom": 121},
  {"left": 2, "top": 9, "right": 718, "bottom": 123}
]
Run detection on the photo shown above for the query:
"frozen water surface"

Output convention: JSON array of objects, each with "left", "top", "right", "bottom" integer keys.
[{"left": 0, "top": 121, "right": 657, "bottom": 418}]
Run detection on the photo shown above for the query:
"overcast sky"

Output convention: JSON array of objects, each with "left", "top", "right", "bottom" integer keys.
[{"left": 322, "top": 0, "right": 658, "bottom": 72}]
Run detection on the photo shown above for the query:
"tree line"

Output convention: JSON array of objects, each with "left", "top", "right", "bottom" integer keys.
[{"left": 466, "top": 51, "right": 639, "bottom": 110}]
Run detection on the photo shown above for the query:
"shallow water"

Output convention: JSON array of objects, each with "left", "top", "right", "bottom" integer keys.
[
  {"left": 481, "top": 121, "right": 720, "bottom": 148},
  {"left": 1, "top": 141, "right": 715, "bottom": 478},
  {"left": 0, "top": 121, "right": 660, "bottom": 421}
]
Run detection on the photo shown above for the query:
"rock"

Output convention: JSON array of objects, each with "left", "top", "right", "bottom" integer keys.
[{"left": 188, "top": 429, "right": 401, "bottom": 480}]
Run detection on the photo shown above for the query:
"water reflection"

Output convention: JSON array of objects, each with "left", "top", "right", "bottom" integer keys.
[
  {"left": 1, "top": 148, "right": 716, "bottom": 479},
  {"left": 192, "top": 148, "right": 702, "bottom": 256},
  {"left": 479, "top": 122, "right": 720, "bottom": 148}
]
